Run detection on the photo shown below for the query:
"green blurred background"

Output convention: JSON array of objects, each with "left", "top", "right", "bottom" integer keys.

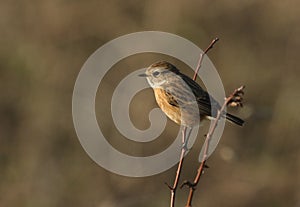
[{"left": 1, "top": 0, "right": 299, "bottom": 206}]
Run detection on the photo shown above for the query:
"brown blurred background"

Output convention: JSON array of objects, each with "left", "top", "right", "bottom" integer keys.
[{"left": 1, "top": 0, "right": 300, "bottom": 206}]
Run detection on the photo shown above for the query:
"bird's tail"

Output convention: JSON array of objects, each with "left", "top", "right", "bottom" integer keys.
[{"left": 225, "top": 113, "right": 244, "bottom": 126}]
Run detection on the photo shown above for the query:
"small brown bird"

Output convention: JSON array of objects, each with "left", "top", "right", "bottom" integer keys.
[{"left": 139, "top": 61, "right": 244, "bottom": 127}]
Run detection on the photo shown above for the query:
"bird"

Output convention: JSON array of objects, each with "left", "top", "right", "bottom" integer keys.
[{"left": 139, "top": 61, "right": 244, "bottom": 127}]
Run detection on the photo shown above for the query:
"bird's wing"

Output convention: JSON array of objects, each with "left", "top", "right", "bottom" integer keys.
[{"left": 180, "top": 73, "right": 220, "bottom": 117}]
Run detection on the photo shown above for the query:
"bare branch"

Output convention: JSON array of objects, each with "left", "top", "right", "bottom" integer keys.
[
  {"left": 193, "top": 38, "right": 219, "bottom": 81},
  {"left": 184, "top": 85, "right": 245, "bottom": 207},
  {"left": 167, "top": 127, "right": 188, "bottom": 207},
  {"left": 167, "top": 38, "right": 220, "bottom": 207}
]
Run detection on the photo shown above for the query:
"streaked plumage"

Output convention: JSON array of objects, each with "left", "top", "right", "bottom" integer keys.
[{"left": 139, "top": 61, "right": 244, "bottom": 127}]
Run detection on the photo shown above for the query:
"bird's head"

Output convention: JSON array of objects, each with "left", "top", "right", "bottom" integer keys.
[{"left": 138, "top": 61, "right": 179, "bottom": 88}]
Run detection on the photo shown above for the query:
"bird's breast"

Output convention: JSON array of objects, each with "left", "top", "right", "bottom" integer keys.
[
  {"left": 153, "top": 88, "right": 182, "bottom": 125},
  {"left": 153, "top": 88, "right": 200, "bottom": 126}
]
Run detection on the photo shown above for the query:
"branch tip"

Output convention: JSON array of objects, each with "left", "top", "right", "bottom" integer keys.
[{"left": 227, "top": 85, "right": 245, "bottom": 108}]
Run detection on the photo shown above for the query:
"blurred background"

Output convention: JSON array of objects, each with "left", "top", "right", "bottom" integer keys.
[{"left": 1, "top": 0, "right": 299, "bottom": 206}]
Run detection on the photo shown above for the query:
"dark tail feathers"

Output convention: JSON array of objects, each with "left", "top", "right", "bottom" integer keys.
[{"left": 226, "top": 113, "right": 244, "bottom": 126}]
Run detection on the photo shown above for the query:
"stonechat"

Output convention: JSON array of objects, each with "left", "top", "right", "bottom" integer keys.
[{"left": 139, "top": 61, "right": 244, "bottom": 127}]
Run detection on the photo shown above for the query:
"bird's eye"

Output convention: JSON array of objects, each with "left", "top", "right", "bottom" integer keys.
[{"left": 153, "top": 71, "right": 160, "bottom": 77}]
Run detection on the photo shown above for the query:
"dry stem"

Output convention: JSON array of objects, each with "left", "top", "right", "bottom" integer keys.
[
  {"left": 183, "top": 85, "right": 245, "bottom": 207},
  {"left": 167, "top": 38, "right": 219, "bottom": 207}
]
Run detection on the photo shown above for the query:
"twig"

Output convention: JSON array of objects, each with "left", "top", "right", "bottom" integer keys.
[
  {"left": 183, "top": 85, "right": 245, "bottom": 207},
  {"left": 167, "top": 38, "right": 219, "bottom": 207},
  {"left": 169, "top": 127, "right": 187, "bottom": 207},
  {"left": 193, "top": 38, "right": 219, "bottom": 81}
]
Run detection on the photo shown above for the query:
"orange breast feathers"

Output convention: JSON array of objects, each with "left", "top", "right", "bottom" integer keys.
[
  {"left": 153, "top": 88, "right": 201, "bottom": 127},
  {"left": 153, "top": 88, "right": 182, "bottom": 125}
]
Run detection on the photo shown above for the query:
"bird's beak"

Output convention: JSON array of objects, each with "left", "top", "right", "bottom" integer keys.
[{"left": 138, "top": 73, "right": 148, "bottom": 77}]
